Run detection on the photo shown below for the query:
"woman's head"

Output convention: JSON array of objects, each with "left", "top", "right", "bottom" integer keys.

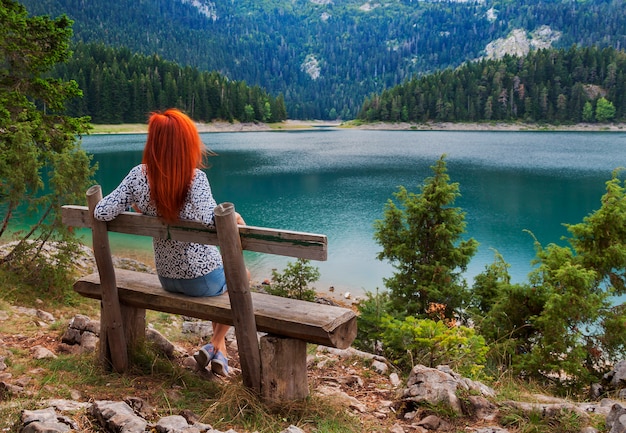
[{"left": 142, "top": 109, "right": 206, "bottom": 223}]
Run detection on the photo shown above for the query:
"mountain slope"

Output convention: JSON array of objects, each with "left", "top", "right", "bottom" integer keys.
[{"left": 21, "top": 0, "right": 626, "bottom": 119}]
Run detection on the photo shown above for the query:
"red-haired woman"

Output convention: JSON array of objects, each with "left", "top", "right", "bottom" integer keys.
[{"left": 94, "top": 108, "right": 240, "bottom": 376}]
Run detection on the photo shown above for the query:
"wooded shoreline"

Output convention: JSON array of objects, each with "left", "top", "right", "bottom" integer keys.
[{"left": 90, "top": 120, "right": 626, "bottom": 134}]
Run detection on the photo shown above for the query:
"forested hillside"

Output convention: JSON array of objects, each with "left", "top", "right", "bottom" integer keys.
[
  {"left": 21, "top": 0, "right": 626, "bottom": 120},
  {"left": 358, "top": 45, "right": 626, "bottom": 123},
  {"left": 52, "top": 43, "right": 287, "bottom": 124}
]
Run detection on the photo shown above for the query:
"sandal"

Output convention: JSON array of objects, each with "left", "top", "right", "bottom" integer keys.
[
  {"left": 193, "top": 343, "right": 217, "bottom": 369},
  {"left": 211, "top": 351, "right": 229, "bottom": 376}
]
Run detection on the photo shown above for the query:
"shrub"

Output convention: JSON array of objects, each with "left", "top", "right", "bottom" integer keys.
[
  {"left": 380, "top": 315, "right": 488, "bottom": 378},
  {"left": 265, "top": 258, "right": 320, "bottom": 301}
]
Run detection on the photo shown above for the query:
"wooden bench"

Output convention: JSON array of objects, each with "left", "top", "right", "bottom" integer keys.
[{"left": 62, "top": 185, "right": 357, "bottom": 403}]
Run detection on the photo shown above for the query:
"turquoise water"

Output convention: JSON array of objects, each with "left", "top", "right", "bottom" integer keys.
[{"left": 80, "top": 129, "right": 626, "bottom": 296}]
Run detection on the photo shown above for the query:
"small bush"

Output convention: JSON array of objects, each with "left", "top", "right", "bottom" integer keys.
[
  {"left": 382, "top": 315, "right": 488, "bottom": 378},
  {"left": 354, "top": 289, "right": 390, "bottom": 355},
  {"left": 265, "top": 258, "right": 320, "bottom": 301}
]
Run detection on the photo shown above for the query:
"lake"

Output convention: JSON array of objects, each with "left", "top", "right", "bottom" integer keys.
[{"left": 80, "top": 129, "right": 626, "bottom": 297}]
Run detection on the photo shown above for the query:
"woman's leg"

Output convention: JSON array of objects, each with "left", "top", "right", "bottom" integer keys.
[{"left": 210, "top": 322, "right": 230, "bottom": 355}]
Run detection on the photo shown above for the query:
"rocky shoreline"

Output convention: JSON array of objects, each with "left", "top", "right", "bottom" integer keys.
[{"left": 91, "top": 120, "right": 626, "bottom": 134}]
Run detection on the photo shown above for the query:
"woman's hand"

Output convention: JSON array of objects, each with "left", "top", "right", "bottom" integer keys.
[{"left": 235, "top": 212, "right": 246, "bottom": 225}]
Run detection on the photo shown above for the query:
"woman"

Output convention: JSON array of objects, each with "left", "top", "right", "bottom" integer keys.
[{"left": 94, "top": 108, "right": 241, "bottom": 376}]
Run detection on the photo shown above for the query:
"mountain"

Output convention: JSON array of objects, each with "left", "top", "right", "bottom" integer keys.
[{"left": 20, "top": 0, "right": 626, "bottom": 120}]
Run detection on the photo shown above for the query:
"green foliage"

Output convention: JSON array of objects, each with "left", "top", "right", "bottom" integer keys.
[
  {"left": 380, "top": 315, "right": 488, "bottom": 378},
  {"left": 354, "top": 289, "right": 390, "bottom": 355},
  {"left": 595, "top": 97, "right": 616, "bottom": 122},
  {"left": 582, "top": 101, "right": 594, "bottom": 122},
  {"left": 471, "top": 169, "right": 626, "bottom": 387},
  {"left": 0, "top": 0, "right": 96, "bottom": 294},
  {"left": 52, "top": 43, "right": 287, "bottom": 124},
  {"left": 500, "top": 407, "right": 584, "bottom": 433},
  {"left": 358, "top": 46, "right": 626, "bottom": 124},
  {"left": 265, "top": 258, "right": 320, "bottom": 301},
  {"left": 373, "top": 155, "right": 478, "bottom": 320}
]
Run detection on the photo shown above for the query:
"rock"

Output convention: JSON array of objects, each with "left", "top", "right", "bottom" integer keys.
[
  {"left": 416, "top": 414, "right": 450, "bottom": 430},
  {"left": 437, "top": 365, "right": 496, "bottom": 398},
  {"left": 36, "top": 309, "right": 55, "bottom": 323},
  {"left": 467, "top": 395, "right": 498, "bottom": 422},
  {"left": 125, "top": 396, "right": 155, "bottom": 419},
  {"left": 472, "top": 428, "right": 511, "bottom": 433},
  {"left": 69, "top": 314, "right": 100, "bottom": 334},
  {"left": 31, "top": 345, "right": 57, "bottom": 359},
  {"left": 403, "top": 410, "right": 418, "bottom": 420},
  {"left": 147, "top": 327, "right": 180, "bottom": 358},
  {"left": 371, "top": 360, "right": 388, "bottom": 374},
  {"left": 318, "top": 346, "right": 386, "bottom": 362},
  {"left": 388, "top": 423, "right": 406, "bottom": 433},
  {"left": 90, "top": 400, "right": 148, "bottom": 433},
  {"left": 61, "top": 315, "right": 99, "bottom": 353},
  {"left": 21, "top": 421, "right": 71, "bottom": 433},
  {"left": 389, "top": 372, "right": 402, "bottom": 387},
  {"left": 607, "top": 403, "right": 626, "bottom": 433},
  {"left": 605, "top": 361, "right": 626, "bottom": 389},
  {"left": 501, "top": 399, "right": 591, "bottom": 422},
  {"left": 156, "top": 415, "right": 190, "bottom": 432},
  {"left": 0, "top": 380, "right": 24, "bottom": 396},
  {"left": 316, "top": 385, "right": 368, "bottom": 413},
  {"left": 79, "top": 331, "right": 99, "bottom": 352},
  {"left": 280, "top": 426, "right": 305, "bottom": 433},
  {"left": 182, "top": 320, "right": 214, "bottom": 338},
  {"left": 590, "top": 383, "right": 604, "bottom": 399},
  {"left": 45, "top": 399, "right": 90, "bottom": 412},
  {"left": 22, "top": 408, "right": 58, "bottom": 424},
  {"left": 20, "top": 407, "right": 77, "bottom": 433},
  {"left": 181, "top": 354, "right": 198, "bottom": 369},
  {"left": 331, "top": 375, "right": 363, "bottom": 387},
  {"left": 402, "top": 365, "right": 464, "bottom": 414}
]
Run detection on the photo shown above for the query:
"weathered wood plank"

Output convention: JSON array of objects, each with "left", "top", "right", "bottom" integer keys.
[
  {"left": 86, "top": 186, "right": 128, "bottom": 373},
  {"left": 215, "top": 202, "right": 261, "bottom": 393},
  {"left": 260, "top": 336, "right": 308, "bottom": 402},
  {"left": 62, "top": 205, "right": 327, "bottom": 260},
  {"left": 74, "top": 269, "right": 357, "bottom": 350}
]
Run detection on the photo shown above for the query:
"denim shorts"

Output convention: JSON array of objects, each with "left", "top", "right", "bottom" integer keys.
[{"left": 159, "top": 267, "right": 227, "bottom": 297}]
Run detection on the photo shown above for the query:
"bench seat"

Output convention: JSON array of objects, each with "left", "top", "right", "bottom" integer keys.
[{"left": 74, "top": 268, "right": 357, "bottom": 350}]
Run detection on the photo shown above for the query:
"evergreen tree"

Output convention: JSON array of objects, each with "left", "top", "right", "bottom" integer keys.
[
  {"left": 472, "top": 170, "right": 626, "bottom": 386},
  {"left": 373, "top": 155, "right": 478, "bottom": 320},
  {"left": 52, "top": 43, "right": 287, "bottom": 124},
  {"left": 582, "top": 101, "right": 594, "bottom": 122},
  {"left": 0, "top": 0, "right": 95, "bottom": 292}
]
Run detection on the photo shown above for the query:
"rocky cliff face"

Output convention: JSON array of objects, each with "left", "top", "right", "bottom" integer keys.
[{"left": 484, "top": 25, "right": 562, "bottom": 60}]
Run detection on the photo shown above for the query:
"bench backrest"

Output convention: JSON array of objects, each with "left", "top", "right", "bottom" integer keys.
[{"left": 61, "top": 205, "right": 328, "bottom": 261}]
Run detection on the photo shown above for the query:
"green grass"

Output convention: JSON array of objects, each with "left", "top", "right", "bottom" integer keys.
[{"left": 89, "top": 123, "right": 147, "bottom": 134}]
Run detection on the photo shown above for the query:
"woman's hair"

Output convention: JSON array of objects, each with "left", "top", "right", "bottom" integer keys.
[{"left": 142, "top": 109, "right": 206, "bottom": 223}]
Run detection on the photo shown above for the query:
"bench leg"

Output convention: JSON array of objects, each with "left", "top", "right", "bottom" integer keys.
[
  {"left": 260, "top": 335, "right": 308, "bottom": 403},
  {"left": 98, "top": 304, "right": 146, "bottom": 370},
  {"left": 121, "top": 305, "right": 146, "bottom": 350}
]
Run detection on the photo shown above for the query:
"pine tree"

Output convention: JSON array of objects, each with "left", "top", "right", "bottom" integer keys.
[
  {"left": 0, "top": 0, "right": 95, "bottom": 290},
  {"left": 373, "top": 155, "right": 478, "bottom": 320}
]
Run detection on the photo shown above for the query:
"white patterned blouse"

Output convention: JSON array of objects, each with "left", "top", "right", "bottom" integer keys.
[{"left": 93, "top": 164, "right": 223, "bottom": 279}]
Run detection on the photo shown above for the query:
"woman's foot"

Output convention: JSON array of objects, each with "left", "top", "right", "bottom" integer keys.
[
  {"left": 193, "top": 343, "right": 216, "bottom": 369},
  {"left": 211, "top": 351, "right": 229, "bottom": 376}
]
